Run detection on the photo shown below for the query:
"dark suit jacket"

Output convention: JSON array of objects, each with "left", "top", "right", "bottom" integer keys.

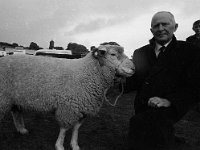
[
  {"left": 126, "top": 36, "right": 200, "bottom": 119},
  {"left": 186, "top": 34, "right": 200, "bottom": 48}
]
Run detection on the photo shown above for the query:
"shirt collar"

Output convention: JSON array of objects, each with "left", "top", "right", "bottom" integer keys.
[{"left": 155, "top": 39, "right": 172, "bottom": 53}]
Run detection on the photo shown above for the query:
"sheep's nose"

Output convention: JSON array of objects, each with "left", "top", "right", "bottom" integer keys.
[
  {"left": 131, "top": 67, "right": 135, "bottom": 74},
  {"left": 125, "top": 67, "right": 135, "bottom": 76},
  {"left": 130, "top": 63, "right": 135, "bottom": 73},
  {"left": 128, "top": 68, "right": 135, "bottom": 75}
]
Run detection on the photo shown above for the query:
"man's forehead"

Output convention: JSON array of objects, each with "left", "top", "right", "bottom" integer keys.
[{"left": 151, "top": 12, "right": 174, "bottom": 26}]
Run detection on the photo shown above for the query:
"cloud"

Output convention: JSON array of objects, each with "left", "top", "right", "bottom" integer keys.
[
  {"left": 63, "top": 14, "right": 132, "bottom": 36},
  {"left": 55, "top": 13, "right": 152, "bottom": 57},
  {"left": 57, "top": 0, "right": 200, "bottom": 58},
  {"left": 0, "top": 0, "right": 200, "bottom": 57}
]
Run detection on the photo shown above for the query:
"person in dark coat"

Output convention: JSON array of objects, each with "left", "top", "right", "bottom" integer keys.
[
  {"left": 127, "top": 11, "right": 200, "bottom": 150},
  {"left": 186, "top": 20, "right": 200, "bottom": 48}
]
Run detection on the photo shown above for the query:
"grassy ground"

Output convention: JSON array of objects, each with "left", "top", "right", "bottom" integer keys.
[{"left": 0, "top": 90, "right": 200, "bottom": 150}]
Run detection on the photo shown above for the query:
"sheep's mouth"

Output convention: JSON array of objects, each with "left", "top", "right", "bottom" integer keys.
[
  {"left": 114, "top": 74, "right": 127, "bottom": 80},
  {"left": 116, "top": 67, "right": 135, "bottom": 77},
  {"left": 115, "top": 74, "right": 123, "bottom": 78},
  {"left": 116, "top": 71, "right": 134, "bottom": 78},
  {"left": 126, "top": 72, "right": 134, "bottom": 77}
]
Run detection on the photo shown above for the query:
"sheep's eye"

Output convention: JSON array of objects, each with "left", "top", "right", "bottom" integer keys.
[{"left": 111, "top": 53, "right": 116, "bottom": 56}]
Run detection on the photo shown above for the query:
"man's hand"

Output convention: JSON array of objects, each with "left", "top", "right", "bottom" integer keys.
[{"left": 148, "top": 97, "right": 171, "bottom": 108}]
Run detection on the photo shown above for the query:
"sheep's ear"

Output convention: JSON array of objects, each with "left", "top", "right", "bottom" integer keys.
[
  {"left": 92, "top": 46, "right": 107, "bottom": 58},
  {"left": 92, "top": 48, "right": 99, "bottom": 58}
]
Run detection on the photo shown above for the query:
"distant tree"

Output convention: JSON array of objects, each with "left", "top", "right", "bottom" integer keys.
[
  {"left": 12, "top": 43, "right": 19, "bottom": 48},
  {"left": 66, "top": 43, "right": 89, "bottom": 55},
  {"left": 66, "top": 43, "right": 77, "bottom": 50},
  {"left": 0, "top": 42, "right": 14, "bottom": 48},
  {"left": 29, "top": 42, "right": 39, "bottom": 50}
]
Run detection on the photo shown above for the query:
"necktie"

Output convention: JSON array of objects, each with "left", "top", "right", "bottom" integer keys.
[{"left": 157, "top": 46, "right": 165, "bottom": 59}]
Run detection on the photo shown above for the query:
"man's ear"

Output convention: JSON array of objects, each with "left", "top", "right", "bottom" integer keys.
[
  {"left": 192, "top": 26, "right": 195, "bottom": 31},
  {"left": 150, "top": 28, "right": 153, "bottom": 34},
  {"left": 174, "top": 23, "right": 178, "bottom": 32}
]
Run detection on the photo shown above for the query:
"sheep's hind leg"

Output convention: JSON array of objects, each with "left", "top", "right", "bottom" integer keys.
[
  {"left": 11, "top": 106, "right": 28, "bottom": 134},
  {"left": 70, "top": 120, "right": 84, "bottom": 150}
]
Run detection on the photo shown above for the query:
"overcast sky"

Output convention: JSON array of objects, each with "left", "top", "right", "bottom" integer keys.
[{"left": 0, "top": 0, "right": 199, "bottom": 57}]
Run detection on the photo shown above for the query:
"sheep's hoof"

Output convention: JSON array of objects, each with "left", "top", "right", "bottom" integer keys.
[
  {"left": 18, "top": 128, "right": 29, "bottom": 134},
  {"left": 55, "top": 145, "right": 64, "bottom": 150},
  {"left": 72, "top": 145, "right": 80, "bottom": 150}
]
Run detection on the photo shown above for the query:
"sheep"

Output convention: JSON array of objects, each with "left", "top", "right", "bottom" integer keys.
[{"left": 0, "top": 44, "right": 134, "bottom": 150}]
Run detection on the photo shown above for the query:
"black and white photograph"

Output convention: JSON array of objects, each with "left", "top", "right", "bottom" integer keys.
[{"left": 0, "top": 0, "right": 200, "bottom": 150}]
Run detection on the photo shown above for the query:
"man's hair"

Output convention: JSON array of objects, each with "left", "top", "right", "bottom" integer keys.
[
  {"left": 151, "top": 11, "right": 176, "bottom": 27},
  {"left": 193, "top": 20, "right": 200, "bottom": 27}
]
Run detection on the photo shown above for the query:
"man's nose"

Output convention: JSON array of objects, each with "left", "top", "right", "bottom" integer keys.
[{"left": 158, "top": 24, "right": 164, "bottom": 30}]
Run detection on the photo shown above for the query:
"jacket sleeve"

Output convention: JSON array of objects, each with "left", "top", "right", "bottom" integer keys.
[
  {"left": 166, "top": 47, "right": 200, "bottom": 117},
  {"left": 124, "top": 50, "right": 141, "bottom": 93}
]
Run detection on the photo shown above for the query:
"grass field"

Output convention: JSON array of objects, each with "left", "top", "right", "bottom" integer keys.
[{"left": 0, "top": 90, "right": 200, "bottom": 150}]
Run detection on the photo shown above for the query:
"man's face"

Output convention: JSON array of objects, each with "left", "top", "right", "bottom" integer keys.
[
  {"left": 193, "top": 24, "right": 200, "bottom": 35},
  {"left": 150, "top": 12, "right": 178, "bottom": 45}
]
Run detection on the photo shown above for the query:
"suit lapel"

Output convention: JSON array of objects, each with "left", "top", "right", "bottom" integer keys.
[
  {"left": 144, "top": 46, "right": 164, "bottom": 78},
  {"left": 146, "top": 39, "right": 178, "bottom": 78}
]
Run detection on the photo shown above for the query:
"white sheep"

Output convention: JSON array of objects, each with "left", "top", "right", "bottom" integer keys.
[{"left": 0, "top": 44, "right": 134, "bottom": 150}]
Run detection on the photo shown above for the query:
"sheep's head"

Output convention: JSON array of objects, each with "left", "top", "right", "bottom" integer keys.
[{"left": 92, "top": 44, "right": 135, "bottom": 78}]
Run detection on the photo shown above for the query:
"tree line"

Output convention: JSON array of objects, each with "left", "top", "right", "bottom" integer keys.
[{"left": 0, "top": 41, "right": 89, "bottom": 55}]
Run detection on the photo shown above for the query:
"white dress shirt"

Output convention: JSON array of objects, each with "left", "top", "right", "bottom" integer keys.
[{"left": 154, "top": 40, "right": 172, "bottom": 57}]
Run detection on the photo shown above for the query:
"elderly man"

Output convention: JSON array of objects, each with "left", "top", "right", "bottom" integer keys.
[{"left": 127, "top": 11, "right": 200, "bottom": 150}]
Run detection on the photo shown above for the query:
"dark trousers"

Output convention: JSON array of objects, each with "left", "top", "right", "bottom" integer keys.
[{"left": 128, "top": 107, "right": 178, "bottom": 150}]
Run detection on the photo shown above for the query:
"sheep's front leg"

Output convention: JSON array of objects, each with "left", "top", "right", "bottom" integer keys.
[
  {"left": 55, "top": 127, "right": 67, "bottom": 150},
  {"left": 55, "top": 124, "right": 83, "bottom": 150},
  {"left": 71, "top": 120, "right": 84, "bottom": 150},
  {"left": 11, "top": 111, "right": 28, "bottom": 134}
]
